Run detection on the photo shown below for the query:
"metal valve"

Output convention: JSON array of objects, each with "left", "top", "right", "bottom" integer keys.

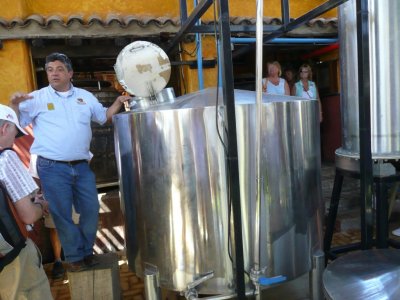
[{"left": 183, "top": 271, "right": 214, "bottom": 300}]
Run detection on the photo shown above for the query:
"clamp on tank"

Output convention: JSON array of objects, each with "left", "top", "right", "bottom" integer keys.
[{"left": 183, "top": 271, "right": 214, "bottom": 300}]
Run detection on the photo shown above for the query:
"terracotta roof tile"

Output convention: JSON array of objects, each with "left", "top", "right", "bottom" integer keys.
[{"left": 0, "top": 14, "right": 337, "bottom": 39}]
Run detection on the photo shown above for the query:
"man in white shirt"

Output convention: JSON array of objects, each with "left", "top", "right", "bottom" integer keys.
[{"left": 9, "top": 52, "right": 130, "bottom": 271}]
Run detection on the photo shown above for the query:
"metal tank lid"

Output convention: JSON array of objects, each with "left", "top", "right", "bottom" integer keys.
[
  {"left": 323, "top": 249, "right": 400, "bottom": 300},
  {"left": 122, "top": 87, "right": 312, "bottom": 114}
]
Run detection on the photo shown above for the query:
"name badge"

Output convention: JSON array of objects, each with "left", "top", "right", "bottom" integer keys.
[
  {"left": 47, "top": 103, "right": 55, "bottom": 110},
  {"left": 77, "top": 98, "right": 86, "bottom": 105}
]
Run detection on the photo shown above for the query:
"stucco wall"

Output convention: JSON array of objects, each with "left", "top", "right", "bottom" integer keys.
[
  {"left": 0, "top": 41, "right": 35, "bottom": 104},
  {"left": 25, "top": 0, "right": 180, "bottom": 19}
]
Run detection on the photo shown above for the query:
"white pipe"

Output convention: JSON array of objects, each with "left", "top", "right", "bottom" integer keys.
[
  {"left": 231, "top": 37, "right": 338, "bottom": 44},
  {"left": 253, "top": 0, "right": 263, "bottom": 298},
  {"left": 194, "top": 0, "right": 204, "bottom": 89}
]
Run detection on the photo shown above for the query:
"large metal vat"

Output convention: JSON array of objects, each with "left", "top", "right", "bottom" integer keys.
[
  {"left": 113, "top": 88, "right": 323, "bottom": 294},
  {"left": 338, "top": 0, "right": 400, "bottom": 159}
]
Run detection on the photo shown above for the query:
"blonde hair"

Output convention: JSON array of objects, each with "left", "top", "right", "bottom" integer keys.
[
  {"left": 299, "top": 64, "right": 313, "bottom": 80},
  {"left": 267, "top": 61, "right": 282, "bottom": 76}
]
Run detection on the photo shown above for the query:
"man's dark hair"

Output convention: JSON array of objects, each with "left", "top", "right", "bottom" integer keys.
[{"left": 45, "top": 52, "right": 73, "bottom": 71}]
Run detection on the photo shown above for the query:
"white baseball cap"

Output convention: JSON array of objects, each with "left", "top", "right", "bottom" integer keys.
[{"left": 0, "top": 104, "right": 27, "bottom": 137}]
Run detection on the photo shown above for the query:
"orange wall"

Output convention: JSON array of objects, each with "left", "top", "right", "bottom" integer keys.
[
  {"left": 180, "top": 36, "right": 219, "bottom": 93},
  {"left": 0, "top": 41, "right": 35, "bottom": 105},
  {"left": 24, "top": 0, "right": 179, "bottom": 19}
]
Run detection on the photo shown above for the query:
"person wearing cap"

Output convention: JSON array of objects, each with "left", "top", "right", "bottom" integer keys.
[
  {"left": 9, "top": 52, "right": 131, "bottom": 272},
  {"left": 0, "top": 104, "right": 52, "bottom": 299}
]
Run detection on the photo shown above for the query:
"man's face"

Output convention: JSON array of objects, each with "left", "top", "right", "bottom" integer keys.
[
  {"left": 46, "top": 60, "right": 73, "bottom": 92},
  {"left": 1, "top": 122, "right": 18, "bottom": 147}
]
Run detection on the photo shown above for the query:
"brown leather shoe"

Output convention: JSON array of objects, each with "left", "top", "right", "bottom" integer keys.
[
  {"left": 68, "top": 260, "right": 88, "bottom": 272},
  {"left": 84, "top": 254, "right": 99, "bottom": 267}
]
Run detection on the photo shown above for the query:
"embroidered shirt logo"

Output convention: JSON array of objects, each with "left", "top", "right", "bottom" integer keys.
[
  {"left": 76, "top": 98, "right": 86, "bottom": 105},
  {"left": 47, "top": 103, "right": 55, "bottom": 110}
]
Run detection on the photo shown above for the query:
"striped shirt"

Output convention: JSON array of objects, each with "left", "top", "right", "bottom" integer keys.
[{"left": 0, "top": 150, "right": 38, "bottom": 203}]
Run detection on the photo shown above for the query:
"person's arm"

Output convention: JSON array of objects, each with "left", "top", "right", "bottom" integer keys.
[
  {"left": 9, "top": 92, "right": 33, "bottom": 117},
  {"left": 13, "top": 193, "right": 48, "bottom": 225},
  {"left": 2, "top": 150, "right": 48, "bottom": 224},
  {"left": 316, "top": 86, "right": 323, "bottom": 122},
  {"left": 262, "top": 78, "right": 267, "bottom": 93},
  {"left": 284, "top": 80, "right": 290, "bottom": 95},
  {"left": 291, "top": 84, "right": 296, "bottom": 96},
  {"left": 105, "top": 95, "right": 131, "bottom": 122}
]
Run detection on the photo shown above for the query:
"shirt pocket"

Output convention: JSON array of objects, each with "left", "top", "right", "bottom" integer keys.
[{"left": 72, "top": 105, "right": 92, "bottom": 125}]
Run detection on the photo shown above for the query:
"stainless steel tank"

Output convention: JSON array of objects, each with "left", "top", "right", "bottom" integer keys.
[
  {"left": 113, "top": 88, "right": 323, "bottom": 294},
  {"left": 338, "top": 0, "right": 400, "bottom": 159}
]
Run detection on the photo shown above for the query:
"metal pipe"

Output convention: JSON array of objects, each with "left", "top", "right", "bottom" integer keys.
[
  {"left": 231, "top": 37, "right": 338, "bottom": 44},
  {"left": 217, "top": 40, "right": 222, "bottom": 87},
  {"left": 144, "top": 265, "right": 161, "bottom": 300},
  {"left": 253, "top": 0, "right": 263, "bottom": 298},
  {"left": 180, "top": 0, "right": 188, "bottom": 22},
  {"left": 281, "top": 0, "right": 290, "bottom": 27},
  {"left": 356, "top": 0, "right": 373, "bottom": 250},
  {"left": 194, "top": 0, "right": 204, "bottom": 89},
  {"left": 217, "top": 0, "right": 246, "bottom": 297},
  {"left": 309, "top": 250, "right": 325, "bottom": 300},
  {"left": 191, "top": 290, "right": 258, "bottom": 300}
]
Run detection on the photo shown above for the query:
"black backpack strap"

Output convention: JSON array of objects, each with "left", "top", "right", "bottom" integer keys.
[{"left": 0, "top": 148, "right": 27, "bottom": 272}]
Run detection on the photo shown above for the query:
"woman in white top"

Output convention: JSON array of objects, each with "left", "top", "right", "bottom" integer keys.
[
  {"left": 262, "top": 61, "right": 290, "bottom": 95},
  {"left": 292, "top": 63, "right": 323, "bottom": 122}
]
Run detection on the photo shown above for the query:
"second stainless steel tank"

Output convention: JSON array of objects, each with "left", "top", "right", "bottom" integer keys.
[
  {"left": 113, "top": 88, "right": 323, "bottom": 294},
  {"left": 338, "top": 0, "right": 400, "bottom": 159}
]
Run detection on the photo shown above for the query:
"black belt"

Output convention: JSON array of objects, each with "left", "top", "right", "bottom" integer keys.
[{"left": 39, "top": 156, "right": 87, "bottom": 166}]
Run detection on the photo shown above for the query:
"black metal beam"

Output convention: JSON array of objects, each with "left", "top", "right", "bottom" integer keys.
[
  {"left": 166, "top": 0, "right": 213, "bottom": 53},
  {"left": 188, "top": 24, "right": 281, "bottom": 33},
  {"left": 170, "top": 58, "right": 216, "bottom": 68},
  {"left": 233, "top": 0, "right": 348, "bottom": 58},
  {"left": 217, "top": 0, "right": 246, "bottom": 298},
  {"left": 180, "top": 0, "right": 188, "bottom": 23},
  {"left": 281, "top": 0, "right": 290, "bottom": 27},
  {"left": 356, "top": 0, "right": 373, "bottom": 250},
  {"left": 265, "top": 0, "right": 348, "bottom": 41}
]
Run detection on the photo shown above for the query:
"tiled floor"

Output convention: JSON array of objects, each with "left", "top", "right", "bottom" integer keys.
[{"left": 45, "top": 162, "right": 400, "bottom": 299}]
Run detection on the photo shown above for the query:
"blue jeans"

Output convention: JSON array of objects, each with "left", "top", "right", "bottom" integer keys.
[{"left": 37, "top": 156, "right": 99, "bottom": 262}]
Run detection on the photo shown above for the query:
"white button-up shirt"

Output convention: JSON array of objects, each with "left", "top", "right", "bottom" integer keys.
[{"left": 19, "top": 85, "right": 107, "bottom": 161}]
